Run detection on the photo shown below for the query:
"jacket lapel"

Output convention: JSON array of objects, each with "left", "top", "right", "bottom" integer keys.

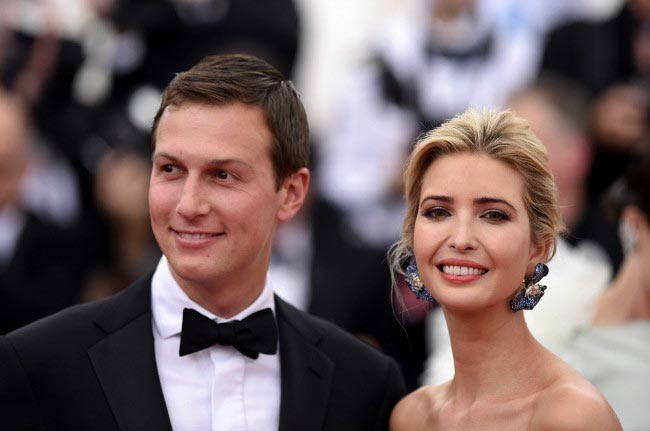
[
  {"left": 275, "top": 296, "right": 334, "bottom": 431},
  {"left": 88, "top": 275, "right": 172, "bottom": 431}
]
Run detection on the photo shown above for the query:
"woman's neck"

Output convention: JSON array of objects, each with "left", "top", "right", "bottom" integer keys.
[{"left": 443, "top": 306, "right": 552, "bottom": 404}]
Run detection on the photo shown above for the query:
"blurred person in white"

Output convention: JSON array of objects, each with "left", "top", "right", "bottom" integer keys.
[
  {"left": 560, "top": 151, "right": 650, "bottom": 430},
  {"left": 422, "top": 74, "right": 614, "bottom": 386},
  {"left": 317, "top": 0, "right": 624, "bottom": 248}
]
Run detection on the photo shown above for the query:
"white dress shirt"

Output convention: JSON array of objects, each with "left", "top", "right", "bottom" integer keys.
[{"left": 151, "top": 257, "right": 281, "bottom": 431}]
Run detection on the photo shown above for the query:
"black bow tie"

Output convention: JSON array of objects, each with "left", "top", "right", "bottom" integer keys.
[{"left": 179, "top": 307, "right": 278, "bottom": 359}]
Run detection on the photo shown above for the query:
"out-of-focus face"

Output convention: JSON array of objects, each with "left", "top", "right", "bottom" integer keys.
[
  {"left": 413, "top": 153, "right": 543, "bottom": 312},
  {"left": 508, "top": 93, "right": 589, "bottom": 193},
  {"left": 434, "top": 0, "right": 474, "bottom": 20},
  {"left": 149, "top": 101, "right": 296, "bottom": 295},
  {"left": 631, "top": 0, "right": 650, "bottom": 19},
  {"left": 0, "top": 96, "right": 28, "bottom": 209}
]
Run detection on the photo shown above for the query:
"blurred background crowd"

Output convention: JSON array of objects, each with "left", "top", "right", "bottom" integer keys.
[{"left": 1, "top": 0, "right": 649, "bottom": 428}]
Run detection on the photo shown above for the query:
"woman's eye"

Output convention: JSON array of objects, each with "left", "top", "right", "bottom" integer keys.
[
  {"left": 423, "top": 207, "right": 450, "bottom": 219},
  {"left": 482, "top": 210, "right": 510, "bottom": 222}
]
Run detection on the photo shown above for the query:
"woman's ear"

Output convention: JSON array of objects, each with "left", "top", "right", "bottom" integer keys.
[
  {"left": 277, "top": 168, "right": 310, "bottom": 223},
  {"left": 529, "top": 237, "right": 552, "bottom": 267}
]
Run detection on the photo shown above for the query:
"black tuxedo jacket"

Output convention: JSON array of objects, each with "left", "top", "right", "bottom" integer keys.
[
  {"left": 0, "top": 212, "right": 95, "bottom": 334},
  {"left": 0, "top": 274, "right": 406, "bottom": 431}
]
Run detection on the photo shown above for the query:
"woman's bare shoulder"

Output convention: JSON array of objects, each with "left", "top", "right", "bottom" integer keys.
[
  {"left": 531, "top": 371, "right": 621, "bottom": 431},
  {"left": 390, "top": 383, "right": 448, "bottom": 431}
]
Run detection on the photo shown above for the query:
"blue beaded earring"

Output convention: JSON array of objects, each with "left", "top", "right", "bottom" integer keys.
[
  {"left": 405, "top": 255, "right": 436, "bottom": 303},
  {"left": 510, "top": 263, "right": 549, "bottom": 312}
]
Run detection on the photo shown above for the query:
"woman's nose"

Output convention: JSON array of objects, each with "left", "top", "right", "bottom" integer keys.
[{"left": 449, "top": 219, "right": 478, "bottom": 251}]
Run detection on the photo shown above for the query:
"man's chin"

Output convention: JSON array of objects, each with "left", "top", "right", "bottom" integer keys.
[{"left": 168, "top": 260, "right": 224, "bottom": 288}]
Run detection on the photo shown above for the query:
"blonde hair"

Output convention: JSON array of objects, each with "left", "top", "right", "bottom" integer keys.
[{"left": 389, "top": 108, "right": 564, "bottom": 283}]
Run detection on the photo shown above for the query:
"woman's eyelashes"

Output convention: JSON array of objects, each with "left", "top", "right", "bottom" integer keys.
[
  {"left": 420, "top": 206, "right": 511, "bottom": 222},
  {"left": 481, "top": 209, "right": 511, "bottom": 222},
  {"left": 421, "top": 207, "right": 451, "bottom": 220}
]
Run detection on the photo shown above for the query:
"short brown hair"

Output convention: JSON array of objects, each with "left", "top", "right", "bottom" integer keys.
[
  {"left": 151, "top": 54, "right": 310, "bottom": 187},
  {"left": 389, "top": 109, "right": 564, "bottom": 280}
]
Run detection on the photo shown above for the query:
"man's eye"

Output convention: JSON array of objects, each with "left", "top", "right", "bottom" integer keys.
[
  {"left": 215, "top": 170, "right": 232, "bottom": 180},
  {"left": 161, "top": 164, "right": 176, "bottom": 173}
]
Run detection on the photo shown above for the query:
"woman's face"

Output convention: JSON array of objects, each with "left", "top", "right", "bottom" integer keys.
[{"left": 413, "top": 153, "right": 544, "bottom": 312}]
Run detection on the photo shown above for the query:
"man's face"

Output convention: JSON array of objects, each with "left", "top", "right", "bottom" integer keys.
[{"left": 149, "top": 101, "right": 287, "bottom": 295}]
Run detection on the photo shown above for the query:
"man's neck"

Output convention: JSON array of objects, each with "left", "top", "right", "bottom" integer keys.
[{"left": 176, "top": 273, "right": 268, "bottom": 319}]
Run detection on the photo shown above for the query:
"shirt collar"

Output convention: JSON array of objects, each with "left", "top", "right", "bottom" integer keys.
[{"left": 151, "top": 256, "right": 276, "bottom": 339}]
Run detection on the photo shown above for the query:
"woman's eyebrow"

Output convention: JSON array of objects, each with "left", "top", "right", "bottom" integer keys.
[
  {"left": 473, "top": 197, "right": 517, "bottom": 212},
  {"left": 420, "top": 195, "right": 453, "bottom": 206}
]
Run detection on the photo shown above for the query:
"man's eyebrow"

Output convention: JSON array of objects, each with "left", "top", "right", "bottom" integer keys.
[
  {"left": 152, "top": 152, "right": 253, "bottom": 169},
  {"left": 152, "top": 152, "right": 174, "bottom": 161},
  {"left": 205, "top": 158, "right": 253, "bottom": 169}
]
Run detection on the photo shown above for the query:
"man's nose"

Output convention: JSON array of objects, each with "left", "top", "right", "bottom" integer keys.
[{"left": 176, "top": 176, "right": 210, "bottom": 218}]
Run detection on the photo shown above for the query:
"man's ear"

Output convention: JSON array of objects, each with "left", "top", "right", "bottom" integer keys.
[{"left": 277, "top": 168, "right": 310, "bottom": 223}]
